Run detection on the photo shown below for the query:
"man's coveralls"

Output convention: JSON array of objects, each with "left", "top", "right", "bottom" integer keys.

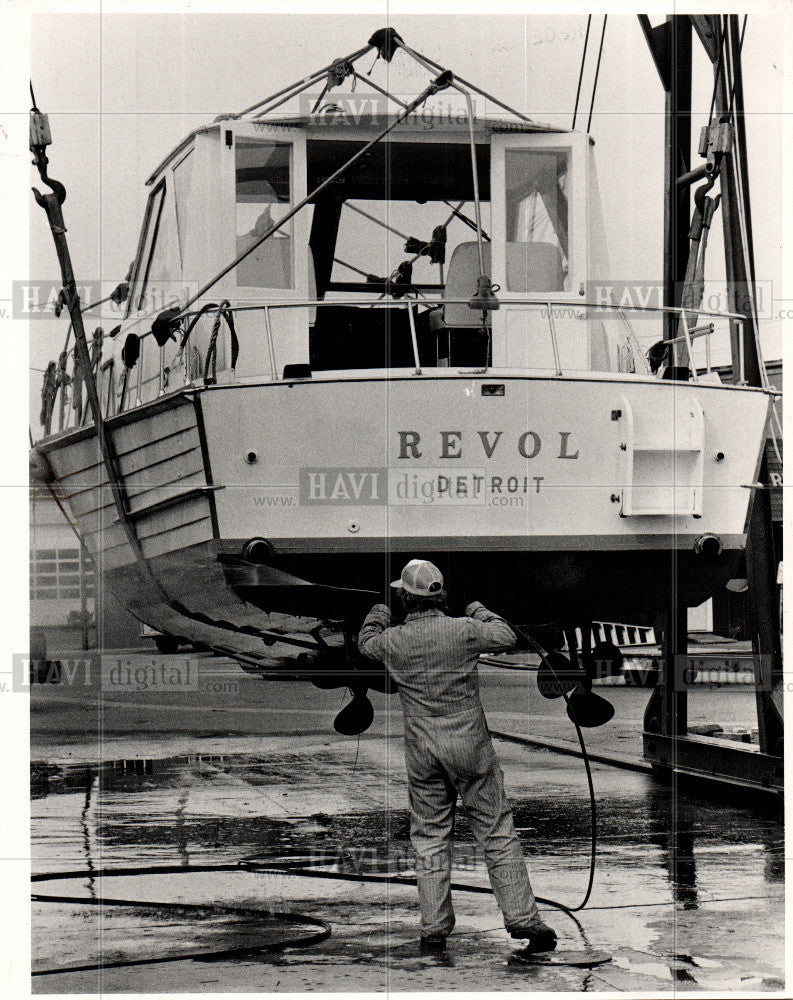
[{"left": 358, "top": 601, "right": 541, "bottom": 938}]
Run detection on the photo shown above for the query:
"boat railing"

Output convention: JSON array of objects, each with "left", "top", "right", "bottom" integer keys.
[
  {"left": 173, "top": 296, "right": 750, "bottom": 385},
  {"left": 39, "top": 296, "right": 763, "bottom": 435}
]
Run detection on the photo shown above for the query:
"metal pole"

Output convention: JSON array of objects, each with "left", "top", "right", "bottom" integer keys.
[
  {"left": 717, "top": 15, "right": 782, "bottom": 756},
  {"left": 135, "top": 350, "right": 143, "bottom": 405},
  {"left": 351, "top": 71, "right": 409, "bottom": 109},
  {"left": 396, "top": 40, "right": 534, "bottom": 124},
  {"left": 663, "top": 15, "right": 693, "bottom": 344},
  {"left": 678, "top": 310, "right": 697, "bottom": 380},
  {"left": 462, "top": 91, "right": 486, "bottom": 276},
  {"left": 79, "top": 543, "right": 89, "bottom": 651},
  {"left": 264, "top": 306, "right": 277, "bottom": 378},
  {"left": 345, "top": 202, "right": 411, "bottom": 241},
  {"left": 637, "top": 13, "right": 692, "bottom": 773},
  {"left": 547, "top": 303, "right": 562, "bottom": 376},
  {"left": 406, "top": 301, "right": 422, "bottom": 375},
  {"left": 31, "top": 117, "right": 171, "bottom": 604},
  {"left": 233, "top": 44, "right": 374, "bottom": 119},
  {"left": 249, "top": 75, "right": 324, "bottom": 120}
]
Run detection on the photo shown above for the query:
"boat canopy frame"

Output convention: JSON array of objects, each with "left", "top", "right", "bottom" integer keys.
[{"left": 144, "top": 27, "right": 566, "bottom": 339}]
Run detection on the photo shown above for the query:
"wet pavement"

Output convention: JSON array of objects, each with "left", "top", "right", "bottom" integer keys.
[{"left": 30, "top": 651, "right": 785, "bottom": 993}]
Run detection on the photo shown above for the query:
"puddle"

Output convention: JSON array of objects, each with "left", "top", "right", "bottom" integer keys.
[{"left": 31, "top": 742, "right": 784, "bottom": 991}]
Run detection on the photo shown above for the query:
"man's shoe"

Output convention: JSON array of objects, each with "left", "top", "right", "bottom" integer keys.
[
  {"left": 419, "top": 934, "right": 447, "bottom": 954},
  {"left": 508, "top": 920, "right": 557, "bottom": 953}
]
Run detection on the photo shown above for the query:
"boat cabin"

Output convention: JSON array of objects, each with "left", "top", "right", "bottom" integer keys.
[{"left": 109, "top": 112, "right": 633, "bottom": 409}]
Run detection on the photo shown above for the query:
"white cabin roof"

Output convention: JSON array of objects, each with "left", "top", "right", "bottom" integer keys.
[{"left": 146, "top": 111, "right": 570, "bottom": 185}]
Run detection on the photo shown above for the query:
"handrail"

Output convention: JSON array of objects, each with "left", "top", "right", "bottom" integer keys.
[
  {"left": 172, "top": 296, "right": 749, "bottom": 323},
  {"left": 406, "top": 300, "right": 422, "bottom": 375},
  {"left": 170, "top": 296, "right": 744, "bottom": 388},
  {"left": 263, "top": 305, "right": 277, "bottom": 378},
  {"left": 546, "top": 300, "right": 562, "bottom": 376},
  {"left": 41, "top": 294, "right": 766, "bottom": 434},
  {"left": 678, "top": 310, "right": 696, "bottom": 380}
]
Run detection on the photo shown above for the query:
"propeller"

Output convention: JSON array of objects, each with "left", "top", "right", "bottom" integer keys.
[
  {"left": 519, "top": 630, "right": 583, "bottom": 700},
  {"left": 590, "top": 640, "right": 624, "bottom": 679},
  {"left": 334, "top": 688, "right": 374, "bottom": 736},
  {"left": 518, "top": 623, "right": 614, "bottom": 727},
  {"left": 536, "top": 648, "right": 582, "bottom": 699},
  {"left": 566, "top": 686, "right": 615, "bottom": 728}
]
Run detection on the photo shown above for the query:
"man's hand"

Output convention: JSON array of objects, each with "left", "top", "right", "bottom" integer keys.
[
  {"left": 366, "top": 603, "right": 393, "bottom": 626},
  {"left": 465, "top": 600, "right": 486, "bottom": 618},
  {"left": 358, "top": 603, "right": 393, "bottom": 662},
  {"left": 464, "top": 601, "right": 517, "bottom": 652}
]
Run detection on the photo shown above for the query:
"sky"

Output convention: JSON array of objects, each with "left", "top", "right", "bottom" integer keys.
[{"left": 17, "top": 7, "right": 791, "bottom": 427}]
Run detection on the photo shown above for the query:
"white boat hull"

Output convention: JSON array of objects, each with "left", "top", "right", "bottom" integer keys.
[{"left": 38, "top": 371, "right": 770, "bottom": 634}]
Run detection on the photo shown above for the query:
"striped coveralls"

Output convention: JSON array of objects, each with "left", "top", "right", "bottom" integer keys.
[{"left": 358, "top": 601, "right": 541, "bottom": 938}]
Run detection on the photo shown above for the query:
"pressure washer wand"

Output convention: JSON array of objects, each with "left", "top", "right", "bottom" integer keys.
[{"left": 498, "top": 616, "right": 598, "bottom": 911}]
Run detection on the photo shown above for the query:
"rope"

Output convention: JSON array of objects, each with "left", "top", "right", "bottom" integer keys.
[
  {"left": 708, "top": 16, "right": 727, "bottom": 125},
  {"left": 585, "top": 17, "right": 607, "bottom": 134},
  {"left": 571, "top": 15, "right": 592, "bottom": 130},
  {"left": 726, "top": 15, "right": 748, "bottom": 121},
  {"left": 586, "top": 16, "right": 608, "bottom": 134}
]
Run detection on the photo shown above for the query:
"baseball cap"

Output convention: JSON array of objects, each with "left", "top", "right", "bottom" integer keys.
[{"left": 390, "top": 559, "right": 444, "bottom": 596}]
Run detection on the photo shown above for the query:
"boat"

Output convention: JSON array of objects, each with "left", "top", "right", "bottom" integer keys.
[{"left": 29, "top": 25, "right": 778, "bottom": 721}]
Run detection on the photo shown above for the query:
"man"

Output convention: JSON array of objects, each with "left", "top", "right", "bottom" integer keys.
[{"left": 358, "top": 558, "right": 557, "bottom": 953}]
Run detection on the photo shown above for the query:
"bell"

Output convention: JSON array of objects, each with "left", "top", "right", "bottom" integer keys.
[
  {"left": 536, "top": 649, "right": 582, "bottom": 700},
  {"left": 468, "top": 275, "right": 500, "bottom": 312},
  {"left": 334, "top": 690, "right": 374, "bottom": 736},
  {"left": 566, "top": 687, "right": 615, "bottom": 728}
]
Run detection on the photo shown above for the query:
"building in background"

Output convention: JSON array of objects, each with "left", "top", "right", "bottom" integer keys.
[{"left": 30, "top": 487, "right": 141, "bottom": 650}]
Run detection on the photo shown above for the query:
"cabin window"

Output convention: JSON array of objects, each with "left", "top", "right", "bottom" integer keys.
[
  {"left": 134, "top": 181, "right": 181, "bottom": 311},
  {"left": 235, "top": 139, "right": 293, "bottom": 289},
  {"left": 331, "top": 199, "right": 491, "bottom": 293},
  {"left": 173, "top": 149, "right": 194, "bottom": 264},
  {"left": 131, "top": 183, "right": 164, "bottom": 310},
  {"left": 504, "top": 149, "right": 569, "bottom": 293}
]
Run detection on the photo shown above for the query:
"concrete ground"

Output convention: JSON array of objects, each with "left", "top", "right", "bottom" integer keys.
[{"left": 30, "top": 649, "right": 785, "bottom": 993}]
